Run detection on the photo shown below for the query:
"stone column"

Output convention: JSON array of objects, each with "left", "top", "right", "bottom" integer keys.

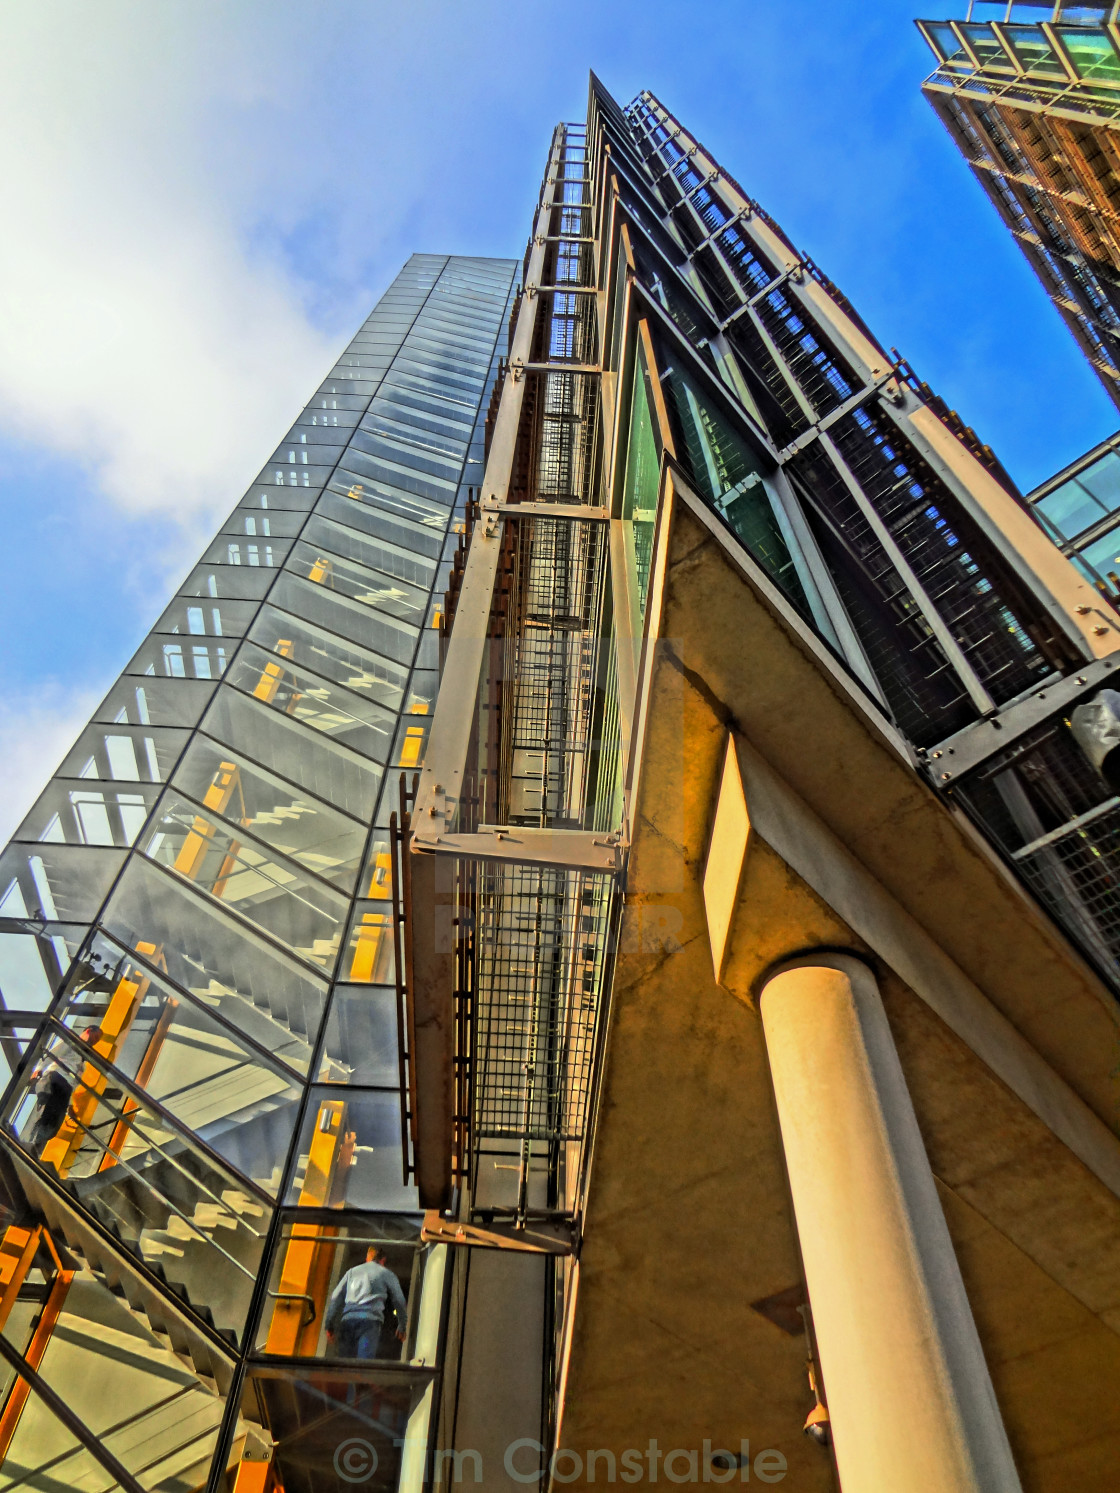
[{"left": 759, "top": 953, "right": 1021, "bottom": 1493}]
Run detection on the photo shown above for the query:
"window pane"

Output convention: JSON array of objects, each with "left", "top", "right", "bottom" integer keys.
[
  {"left": 0, "top": 912, "right": 84, "bottom": 1013},
  {"left": 138, "top": 792, "right": 348, "bottom": 974},
  {"left": 317, "top": 986, "right": 400, "bottom": 1086},
  {"left": 202, "top": 687, "right": 382, "bottom": 821},
  {"left": 224, "top": 641, "right": 397, "bottom": 764},
  {"left": 233, "top": 1366, "right": 434, "bottom": 1493},
  {"left": 60, "top": 930, "right": 304, "bottom": 1190},
  {"left": 287, "top": 539, "right": 431, "bottom": 627},
  {"left": 246, "top": 604, "right": 410, "bottom": 714},
  {"left": 9, "top": 1028, "right": 270, "bottom": 1340},
  {"left": 172, "top": 736, "right": 367, "bottom": 891},
  {"left": 58, "top": 724, "right": 189, "bottom": 784},
  {"left": 93, "top": 677, "right": 216, "bottom": 729},
  {"left": 1036, "top": 476, "right": 1108, "bottom": 539},
  {"left": 101, "top": 855, "right": 326, "bottom": 1074},
  {"left": 1058, "top": 26, "right": 1120, "bottom": 84},
  {"left": 267, "top": 573, "right": 419, "bottom": 667},
  {"left": 286, "top": 1089, "right": 417, "bottom": 1211},
  {"left": 255, "top": 1212, "right": 423, "bottom": 1360},
  {"left": 0, "top": 843, "right": 124, "bottom": 924},
  {"left": 16, "top": 779, "right": 161, "bottom": 848}
]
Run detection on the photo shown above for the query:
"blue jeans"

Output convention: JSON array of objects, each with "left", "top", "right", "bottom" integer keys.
[{"left": 336, "top": 1316, "right": 385, "bottom": 1360}]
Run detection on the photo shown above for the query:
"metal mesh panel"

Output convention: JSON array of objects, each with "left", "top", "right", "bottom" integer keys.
[
  {"left": 951, "top": 713, "right": 1120, "bottom": 986},
  {"left": 473, "top": 865, "right": 613, "bottom": 1149}
]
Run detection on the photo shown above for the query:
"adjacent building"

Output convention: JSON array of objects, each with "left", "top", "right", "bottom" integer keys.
[
  {"left": 918, "top": 2, "right": 1120, "bottom": 409},
  {"left": 4, "top": 71, "right": 1120, "bottom": 1493}
]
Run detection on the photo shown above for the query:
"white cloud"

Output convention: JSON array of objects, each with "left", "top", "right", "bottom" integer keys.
[
  {"left": 0, "top": 682, "right": 103, "bottom": 849},
  {"left": 0, "top": 2, "right": 345, "bottom": 526}
]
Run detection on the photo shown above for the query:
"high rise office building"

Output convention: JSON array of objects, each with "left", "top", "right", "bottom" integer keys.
[
  {"left": 917, "top": 2, "right": 1120, "bottom": 409},
  {"left": 3, "top": 73, "right": 1120, "bottom": 1493}
]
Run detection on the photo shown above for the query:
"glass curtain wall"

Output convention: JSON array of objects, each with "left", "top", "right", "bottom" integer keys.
[{"left": 0, "top": 252, "right": 517, "bottom": 1493}]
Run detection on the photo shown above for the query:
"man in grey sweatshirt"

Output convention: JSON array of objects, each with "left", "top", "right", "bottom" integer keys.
[{"left": 325, "top": 1245, "right": 409, "bottom": 1360}]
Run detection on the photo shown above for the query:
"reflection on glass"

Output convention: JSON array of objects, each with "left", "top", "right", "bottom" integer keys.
[
  {"left": 60, "top": 929, "right": 303, "bottom": 1191},
  {"left": 225, "top": 641, "right": 398, "bottom": 765},
  {"left": 203, "top": 687, "right": 382, "bottom": 822},
  {"left": 9, "top": 1028, "right": 269, "bottom": 1339},
  {"left": 16, "top": 778, "right": 161, "bottom": 848},
  {"left": 1058, "top": 27, "right": 1120, "bottom": 85},
  {"left": 286, "top": 1089, "right": 416, "bottom": 1212},
  {"left": 268, "top": 573, "right": 419, "bottom": 668},
  {"left": 660, "top": 356, "right": 809, "bottom": 612},
  {"left": 0, "top": 843, "right": 124, "bottom": 925},
  {"left": 249, "top": 603, "right": 411, "bottom": 713},
  {"left": 93, "top": 676, "right": 217, "bottom": 730},
  {"left": 230, "top": 1367, "right": 433, "bottom": 1493},
  {"left": 288, "top": 537, "right": 431, "bottom": 627},
  {"left": 317, "top": 987, "right": 399, "bottom": 1086},
  {"left": 0, "top": 908, "right": 84, "bottom": 1014},
  {"left": 102, "top": 855, "right": 326, "bottom": 1074},
  {"left": 172, "top": 736, "right": 367, "bottom": 891},
  {"left": 256, "top": 1213, "right": 422, "bottom": 1361},
  {"left": 139, "top": 792, "right": 348, "bottom": 974},
  {"left": 0, "top": 1241, "right": 228, "bottom": 1491}
]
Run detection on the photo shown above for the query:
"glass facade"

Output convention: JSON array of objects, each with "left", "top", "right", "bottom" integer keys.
[
  {"left": 1027, "top": 432, "right": 1120, "bottom": 590},
  {"left": 918, "top": 6, "right": 1120, "bottom": 407},
  {"left": 0, "top": 252, "right": 516, "bottom": 1491}
]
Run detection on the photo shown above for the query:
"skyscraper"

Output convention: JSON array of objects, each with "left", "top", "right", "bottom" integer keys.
[
  {"left": 3, "top": 73, "right": 1120, "bottom": 1493},
  {"left": 917, "top": 2, "right": 1120, "bottom": 409}
]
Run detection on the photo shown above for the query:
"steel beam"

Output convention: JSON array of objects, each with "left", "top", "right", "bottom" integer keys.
[
  {"left": 415, "top": 127, "right": 566, "bottom": 834},
  {"left": 486, "top": 503, "right": 610, "bottom": 521},
  {"left": 411, "top": 826, "right": 622, "bottom": 874}
]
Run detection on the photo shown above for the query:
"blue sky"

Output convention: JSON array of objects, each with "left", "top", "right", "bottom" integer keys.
[{"left": 0, "top": 0, "right": 1116, "bottom": 841}]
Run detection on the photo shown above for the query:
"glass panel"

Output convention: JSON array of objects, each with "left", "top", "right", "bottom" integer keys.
[
  {"left": 1074, "top": 448, "right": 1120, "bottom": 512},
  {"left": 1002, "top": 23, "right": 1067, "bottom": 76},
  {"left": 101, "top": 856, "right": 326, "bottom": 1074},
  {"left": 230, "top": 1367, "right": 434, "bottom": 1493},
  {"left": 202, "top": 687, "right": 382, "bottom": 821},
  {"left": 285, "top": 542, "right": 430, "bottom": 632},
  {"left": 16, "top": 779, "right": 161, "bottom": 848},
  {"left": 224, "top": 641, "right": 397, "bottom": 764},
  {"left": 256, "top": 1213, "right": 423, "bottom": 1360},
  {"left": 924, "top": 21, "right": 970, "bottom": 66},
  {"left": 0, "top": 843, "right": 124, "bottom": 925},
  {"left": 138, "top": 792, "right": 348, "bottom": 974},
  {"left": 125, "top": 634, "right": 232, "bottom": 681},
  {"left": 201, "top": 539, "right": 292, "bottom": 571},
  {"left": 60, "top": 930, "right": 303, "bottom": 1191},
  {"left": 93, "top": 677, "right": 216, "bottom": 729},
  {"left": 660, "top": 358, "right": 810, "bottom": 613},
  {"left": 9, "top": 1028, "right": 270, "bottom": 1339},
  {"left": 267, "top": 573, "right": 419, "bottom": 667},
  {"left": 172, "top": 736, "right": 366, "bottom": 891},
  {"left": 286, "top": 1090, "right": 417, "bottom": 1211},
  {"left": 1057, "top": 26, "right": 1120, "bottom": 84},
  {"left": 58, "top": 724, "right": 189, "bottom": 784},
  {"left": 180, "top": 564, "right": 275, "bottom": 602},
  {"left": 0, "top": 1252, "right": 227, "bottom": 1492},
  {"left": 316, "top": 987, "right": 399, "bottom": 1086},
  {"left": 962, "top": 21, "right": 1012, "bottom": 68},
  {"left": 223, "top": 508, "right": 307, "bottom": 540},
  {"left": 0, "top": 916, "right": 84, "bottom": 1013},
  {"left": 314, "top": 488, "right": 444, "bottom": 562},
  {"left": 247, "top": 604, "right": 411, "bottom": 714},
  {"left": 0, "top": 1020, "right": 43, "bottom": 1090},
  {"left": 621, "top": 357, "right": 660, "bottom": 631},
  {"left": 1036, "top": 476, "right": 1110, "bottom": 538},
  {"left": 154, "top": 597, "right": 257, "bottom": 640},
  {"left": 302, "top": 512, "right": 436, "bottom": 587},
  {"left": 1076, "top": 524, "right": 1120, "bottom": 581}
]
